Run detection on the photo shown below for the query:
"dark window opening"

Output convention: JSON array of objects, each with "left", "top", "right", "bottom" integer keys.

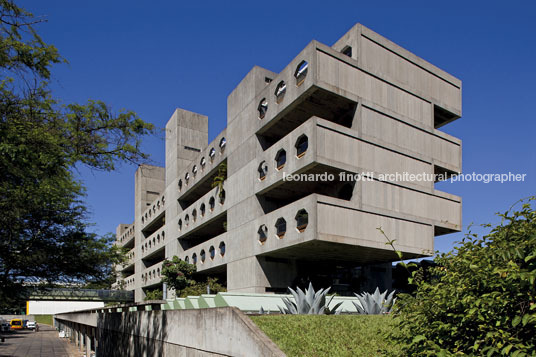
[
  {"left": 209, "top": 246, "right": 215, "bottom": 260},
  {"left": 295, "top": 135, "right": 308, "bottom": 158},
  {"left": 258, "top": 225, "right": 268, "bottom": 244},
  {"left": 341, "top": 45, "right": 352, "bottom": 57},
  {"left": 295, "top": 209, "right": 308, "bottom": 232},
  {"left": 258, "top": 161, "right": 268, "bottom": 180},
  {"left": 219, "top": 242, "right": 226, "bottom": 256},
  {"left": 258, "top": 98, "right": 268, "bottom": 119},
  {"left": 275, "top": 81, "right": 286, "bottom": 104},
  {"left": 275, "top": 218, "right": 287, "bottom": 238},
  {"left": 275, "top": 149, "right": 286, "bottom": 170},
  {"left": 338, "top": 183, "right": 354, "bottom": 201}
]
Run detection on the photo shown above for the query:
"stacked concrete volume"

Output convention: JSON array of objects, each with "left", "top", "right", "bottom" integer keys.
[{"left": 114, "top": 23, "right": 462, "bottom": 302}]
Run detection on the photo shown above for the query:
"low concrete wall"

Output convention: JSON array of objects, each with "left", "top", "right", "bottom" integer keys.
[
  {"left": 0, "top": 314, "right": 35, "bottom": 321},
  {"left": 55, "top": 307, "right": 284, "bottom": 356}
]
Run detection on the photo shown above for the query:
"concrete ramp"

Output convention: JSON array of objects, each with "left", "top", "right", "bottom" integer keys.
[{"left": 55, "top": 307, "right": 285, "bottom": 356}]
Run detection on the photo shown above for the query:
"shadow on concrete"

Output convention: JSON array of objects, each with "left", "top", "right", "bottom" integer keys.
[{"left": 97, "top": 309, "right": 167, "bottom": 356}]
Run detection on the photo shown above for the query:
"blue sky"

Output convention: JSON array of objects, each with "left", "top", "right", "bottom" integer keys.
[{"left": 20, "top": 1, "right": 536, "bottom": 253}]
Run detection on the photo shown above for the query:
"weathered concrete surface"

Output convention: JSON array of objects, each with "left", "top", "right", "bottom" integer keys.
[{"left": 55, "top": 307, "right": 285, "bottom": 357}]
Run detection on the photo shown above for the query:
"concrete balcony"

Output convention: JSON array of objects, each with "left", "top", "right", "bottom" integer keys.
[
  {"left": 117, "top": 223, "right": 135, "bottom": 248},
  {"left": 121, "top": 247, "right": 136, "bottom": 271},
  {"left": 175, "top": 129, "right": 229, "bottom": 210},
  {"left": 251, "top": 193, "right": 438, "bottom": 264},
  {"left": 141, "top": 226, "right": 166, "bottom": 259},
  {"left": 141, "top": 261, "right": 164, "bottom": 288},
  {"left": 255, "top": 117, "right": 462, "bottom": 200},
  {"left": 123, "top": 273, "right": 135, "bottom": 290},
  {"left": 180, "top": 232, "right": 229, "bottom": 273},
  {"left": 176, "top": 185, "right": 227, "bottom": 249},
  {"left": 140, "top": 193, "right": 166, "bottom": 230}
]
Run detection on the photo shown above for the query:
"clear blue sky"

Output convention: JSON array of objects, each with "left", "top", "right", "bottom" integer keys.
[{"left": 21, "top": 0, "right": 536, "bottom": 253}]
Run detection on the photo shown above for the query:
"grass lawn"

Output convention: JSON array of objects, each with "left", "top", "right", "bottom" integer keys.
[
  {"left": 250, "top": 314, "right": 399, "bottom": 356},
  {"left": 34, "top": 314, "right": 54, "bottom": 326}
]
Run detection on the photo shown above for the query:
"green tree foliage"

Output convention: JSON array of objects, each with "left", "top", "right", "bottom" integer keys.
[
  {"left": 393, "top": 198, "right": 536, "bottom": 356},
  {"left": 179, "top": 277, "right": 226, "bottom": 298},
  {"left": 0, "top": 0, "right": 154, "bottom": 306},
  {"left": 161, "top": 256, "right": 226, "bottom": 297},
  {"left": 144, "top": 288, "right": 163, "bottom": 301},
  {"left": 161, "top": 256, "right": 197, "bottom": 293}
]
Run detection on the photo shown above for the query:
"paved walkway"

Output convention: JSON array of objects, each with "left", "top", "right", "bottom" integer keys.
[{"left": 0, "top": 325, "right": 82, "bottom": 357}]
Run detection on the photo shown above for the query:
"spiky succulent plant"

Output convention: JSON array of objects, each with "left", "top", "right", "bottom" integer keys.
[
  {"left": 352, "top": 287, "right": 396, "bottom": 314},
  {"left": 278, "top": 282, "right": 343, "bottom": 315}
]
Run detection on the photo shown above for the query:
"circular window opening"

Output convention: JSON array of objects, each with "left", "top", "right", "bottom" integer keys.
[
  {"left": 178, "top": 219, "right": 182, "bottom": 231},
  {"left": 185, "top": 214, "right": 190, "bottom": 226},
  {"left": 275, "top": 81, "right": 286, "bottom": 104},
  {"left": 219, "top": 190, "right": 226, "bottom": 205},
  {"left": 209, "top": 246, "right": 215, "bottom": 260},
  {"left": 219, "top": 242, "right": 226, "bottom": 257},
  {"left": 200, "top": 157, "right": 206, "bottom": 170},
  {"left": 219, "top": 137, "right": 227, "bottom": 152},
  {"left": 275, "top": 149, "right": 286, "bottom": 170},
  {"left": 209, "top": 196, "right": 215, "bottom": 211},
  {"left": 294, "top": 60, "right": 309, "bottom": 86},
  {"left": 192, "top": 253, "right": 197, "bottom": 265},
  {"left": 178, "top": 179, "right": 183, "bottom": 191},
  {"left": 258, "top": 161, "right": 268, "bottom": 181},
  {"left": 295, "top": 209, "right": 308, "bottom": 232},
  {"left": 209, "top": 148, "right": 216, "bottom": 162},
  {"left": 258, "top": 98, "right": 268, "bottom": 119},
  {"left": 275, "top": 217, "right": 287, "bottom": 238},
  {"left": 200, "top": 249, "right": 206, "bottom": 263},
  {"left": 192, "top": 209, "right": 197, "bottom": 222},
  {"left": 185, "top": 256, "right": 189, "bottom": 264},
  {"left": 192, "top": 165, "right": 198, "bottom": 176},
  {"left": 295, "top": 134, "right": 308, "bottom": 158},
  {"left": 258, "top": 224, "right": 268, "bottom": 244},
  {"left": 200, "top": 203, "right": 206, "bottom": 216},
  {"left": 185, "top": 172, "right": 190, "bottom": 184}
]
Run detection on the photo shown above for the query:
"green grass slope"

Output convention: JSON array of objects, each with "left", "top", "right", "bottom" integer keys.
[{"left": 250, "top": 315, "right": 399, "bottom": 357}]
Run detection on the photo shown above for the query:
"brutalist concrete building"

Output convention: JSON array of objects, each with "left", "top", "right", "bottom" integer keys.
[{"left": 115, "top": 24, "right": 462, "bottom": 302}]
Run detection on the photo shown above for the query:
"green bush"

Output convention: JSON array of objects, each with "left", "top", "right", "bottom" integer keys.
[
  {"left": 393, "top": 198, "right": 536, "bottom": 356},
  {"left": 161, "top": 256, "right": 196, "bottom": 292},
  {"left": 144, "top": 288, "right": 163, "bottom": 301},
  {"left": 178, "top": 277, "right": 226, "bottom": 298}
]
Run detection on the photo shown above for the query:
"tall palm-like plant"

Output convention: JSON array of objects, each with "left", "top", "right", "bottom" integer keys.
[{"left": 211, "top": 161, "right": 227, "bottom": 199}]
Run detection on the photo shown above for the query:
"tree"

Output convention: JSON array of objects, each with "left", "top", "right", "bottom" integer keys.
[
  {"left": 161, "top": 256, "right": 226, "bottom": 298},
  {"left": 161, "top": 256, "right": 197, "bottom": 293},
  {"left": 392, "top": 197, "right": 536, "bottom": 356},
  {"left": 0, "top": 0, "right": 154, "bottom": 306}
]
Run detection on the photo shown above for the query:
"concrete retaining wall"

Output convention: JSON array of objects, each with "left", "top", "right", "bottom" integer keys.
[{"left": 55, "top": 307, "right": 284, "bottom": 357}]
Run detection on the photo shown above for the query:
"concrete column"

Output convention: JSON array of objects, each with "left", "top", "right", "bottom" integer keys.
[
  {"left": 79, "top": 328, "right": 84, "bottom": 351},
  {"left": 86, "top": 332, "right": 91, "bottom": 357}
]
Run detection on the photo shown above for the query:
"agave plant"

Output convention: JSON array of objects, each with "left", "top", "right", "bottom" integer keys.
[
  {"left": 352, "top": 287, "right": 396, "bottom": 314},
  {"left": 278, "top": 282, "right": 343, "bottom": 315}
]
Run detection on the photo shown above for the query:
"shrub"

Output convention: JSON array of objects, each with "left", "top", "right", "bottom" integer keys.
[
  {"left": 144, "top": 288, "right": 163, "bottom": 301},
  {"left": 393, "top": 198, "right": 536, "bottom": 356},
  {"left": 161, "top": 256, "right": 196, "bottom": 293}
]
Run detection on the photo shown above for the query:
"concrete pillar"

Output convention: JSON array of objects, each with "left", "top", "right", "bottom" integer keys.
[
  {"left": 79, "top": 328, "right": 84, "bottom": 352},
  {"left": 75, "top": 329, "right": 79, "bottom": 347},
  {"left": 86, "top": 332, "right": 91, "bottom": 357}
]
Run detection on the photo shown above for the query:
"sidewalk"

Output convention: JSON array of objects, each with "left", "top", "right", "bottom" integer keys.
[{"left": 0, "top": 325, "right": 83, "bottom": 357}]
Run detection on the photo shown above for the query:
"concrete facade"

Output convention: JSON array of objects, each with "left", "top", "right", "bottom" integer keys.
[{"left": 115, "top": 23, "right": 462, "bottom": 301}]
